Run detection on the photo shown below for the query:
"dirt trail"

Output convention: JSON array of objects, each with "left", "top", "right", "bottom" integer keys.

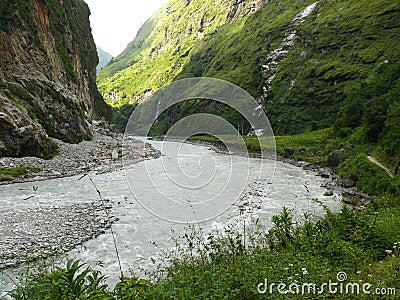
[{"left": 367, "top": 156, "right": 394, "bottom": 178}]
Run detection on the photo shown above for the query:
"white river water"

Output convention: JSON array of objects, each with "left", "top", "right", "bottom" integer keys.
[{"left": 0, "top": 140, "right": 342, "bottom": 295}]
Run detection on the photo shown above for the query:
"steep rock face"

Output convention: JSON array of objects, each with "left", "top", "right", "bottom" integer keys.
[{"left": 0, "top": 0, "right": 111, "bottom": 158}]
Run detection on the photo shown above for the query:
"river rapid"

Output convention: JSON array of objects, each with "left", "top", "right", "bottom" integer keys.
[{"left": 0, "top": 139, "right": 342, "bottom": 294}]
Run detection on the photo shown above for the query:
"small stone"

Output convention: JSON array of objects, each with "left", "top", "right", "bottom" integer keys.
[
  {"left": 343, "top": 178, "right": 355, "bottom": 188},
  {"left": 303, "top": 163, "right": 316, "bottom": 171}
]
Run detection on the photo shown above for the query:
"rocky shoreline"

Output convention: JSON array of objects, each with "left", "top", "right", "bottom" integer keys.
[
  {"left": 0, "top": 134, "right": 368, "bottom": 271},
  {"left": 184, "top": 138, "right": 371, "bottom": 206},
  {"left": 0, "top": 123, "right": 161, "bottom": 185},
  {"left": 0, "top": 124, "right": 161, "bottom": 270}
]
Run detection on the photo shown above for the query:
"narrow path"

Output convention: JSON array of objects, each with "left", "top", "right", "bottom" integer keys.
[{"left": 367, "top": 156, "right": 394, "bottom": 178}]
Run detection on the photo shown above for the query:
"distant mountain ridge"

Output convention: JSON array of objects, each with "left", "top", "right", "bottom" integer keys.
[{"left": 96, "top": 47, "right": 113, "bottom": 73}]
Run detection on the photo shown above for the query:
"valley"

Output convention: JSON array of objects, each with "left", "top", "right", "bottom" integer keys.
[{"left": 0, "top": 0, "right": 399, "bottom": 298}]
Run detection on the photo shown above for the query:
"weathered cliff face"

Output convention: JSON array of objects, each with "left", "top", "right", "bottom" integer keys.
[{"left": 0, "top": 0, "right": 111, "bottom": 158}]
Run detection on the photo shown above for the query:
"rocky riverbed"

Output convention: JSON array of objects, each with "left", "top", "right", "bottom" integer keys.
[
  {"left": 0, "top": 123, "right": 161, "bottom": 184},
  {"left": 0, "top": 202, "right": 117, "bottom": 269},
  {"left": 0, "top": 124, "right": 161, "bottom": 270},
  {"left": 185, "top": 138, "right": 371, "bottom": 206}
]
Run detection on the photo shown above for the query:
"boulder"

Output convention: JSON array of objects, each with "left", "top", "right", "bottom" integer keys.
[
  {"left": 327, "top": 149, "right": 345, "bottom": 168},
  {"left": 343, "top": 178, "right": 356, "bottom": 188},
  {"left": 284, "top": 147, "right": 296, "bottom": 158},
  {"left": 324, "top": 190, "right": 334, "bottom": 196}
]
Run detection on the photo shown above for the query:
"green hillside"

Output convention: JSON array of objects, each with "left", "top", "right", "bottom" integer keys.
[
  {"left": 97, "top": 0, "right": 264, "bottom": 104},
  {"left": 99, "top": 0, "right": 400, "bottom": 166}
]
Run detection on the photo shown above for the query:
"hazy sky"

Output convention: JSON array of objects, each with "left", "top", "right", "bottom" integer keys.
[{"left": 84, "top": 0, "right": 169, "bottom": 57}]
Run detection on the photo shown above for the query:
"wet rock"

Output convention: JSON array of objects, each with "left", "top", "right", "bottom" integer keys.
[
  {"left": 284, "top": 147, "right": 296, "bottom": 158},
  {"left": 318, "top": 167, "right": 332, "bottom": 178},
  {"left": 324, "top": 190, "right": 334, "bottom": 196},
  {"left": 323, "top": 181, "right": 336, "bottom": 190},
  {"left": 303, "top": 163, "right": 316, "bottom": 171}
]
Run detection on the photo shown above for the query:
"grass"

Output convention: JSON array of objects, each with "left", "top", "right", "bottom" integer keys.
[
  {"left": 0, "top": 165, "right": 40, "bottom": 181},
  {"left": 6, "top": 195, "right": 400, "bottom": 299},
  {"left": 188, "top": 128, "right": 343, "bottom": 163},
  {"left": 99, "top": 0, "right": 399, "bottom": 138},
  {"left": 5, "top": 125, "right": 400, "bottom": 299}
]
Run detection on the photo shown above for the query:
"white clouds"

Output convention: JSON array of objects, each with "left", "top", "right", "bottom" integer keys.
[{"left": 84, "top": 0, "right": 168, "bottom": 57}]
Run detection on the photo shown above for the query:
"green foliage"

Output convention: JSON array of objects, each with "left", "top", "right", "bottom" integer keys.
[
  {"left": 380, "top": 100, "right": 400, "bottom": 166},
  {"left": 149, "top": 196, "right": 400, "bottom": 299},
  {"left": 0, "top": 165, "right": 40, "bottom": 181},
  {"left": 114, "top": 277, "right": 152, "bottom": 299},
  {"left": 97, "top": 0, "right": 230, "bottom": 104},
  {"left": 337, "top": 152, "right": 400, "bottom": 196},
  {"left": 99, "top": 0, "right": 400, "bottom": 137},
  {"left": 8, "top": 192, "right": 400, "bottom": 299},
  {"left": 9, "top": 259, "right": 112, "bottom": 300},
  {"left": 191, "top": 128, "right": 343, "bottom": 163},
  {"left": 112, "top": 104, "right": 138, "bottom": 133}
]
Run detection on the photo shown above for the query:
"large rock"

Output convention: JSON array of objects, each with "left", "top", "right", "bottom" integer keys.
[
  {"left": 343, "top": 178, "right": 356, "bottom": 188},
  {"left": 327, "top": 149, "right": 346, "bottom": 168}
]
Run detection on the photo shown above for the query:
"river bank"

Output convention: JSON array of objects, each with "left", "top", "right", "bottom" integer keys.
[
  {"left": 0, "top": 201, "right": 117, "bottom": 269},
  {"left": 182, "top": 137, "right": 371, "bottom": 206},
  {"left": 0, "top": 125, "right": 161, "bottom": 271},
  {"left": 0, "top": 124, "right": 161, "bottom": 185}
]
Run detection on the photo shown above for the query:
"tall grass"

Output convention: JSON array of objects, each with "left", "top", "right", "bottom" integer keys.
[{"left": 5, "top": 193, "right": 400, "bottom": 299}]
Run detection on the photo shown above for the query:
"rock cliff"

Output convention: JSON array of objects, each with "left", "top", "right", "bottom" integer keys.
[{"left": 0, "top": 0, "right": 111, "bottom": 158}]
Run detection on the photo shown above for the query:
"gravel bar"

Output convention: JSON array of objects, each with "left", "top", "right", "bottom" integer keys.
[
  {"left": 0, "top": 123, "right": 161, "bottom": 185},
  {"left": 0, "top": 202, "right": 117, "bottom": 269}
]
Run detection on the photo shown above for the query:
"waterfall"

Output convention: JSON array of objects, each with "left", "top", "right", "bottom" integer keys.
[{"left": 261, "top": 2, "right": 319, "bottom": 98}]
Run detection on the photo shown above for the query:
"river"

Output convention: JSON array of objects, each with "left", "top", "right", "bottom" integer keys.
[{"left": 0, "top": 139, "right": 342, "bottom": 294}]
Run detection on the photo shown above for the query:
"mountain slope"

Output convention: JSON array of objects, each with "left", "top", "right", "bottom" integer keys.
[
  {"left": 98, "top": 0, "right": 399, "bottom": 138},
  {"left": 0, "top": 0, "right": 111, "bottom": 158},
  {"left": 96, "top": 47, "right": 113, "bottom": 73},
  {"left": 97, "top": 0, "right": 266, "bottom": 104}
]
